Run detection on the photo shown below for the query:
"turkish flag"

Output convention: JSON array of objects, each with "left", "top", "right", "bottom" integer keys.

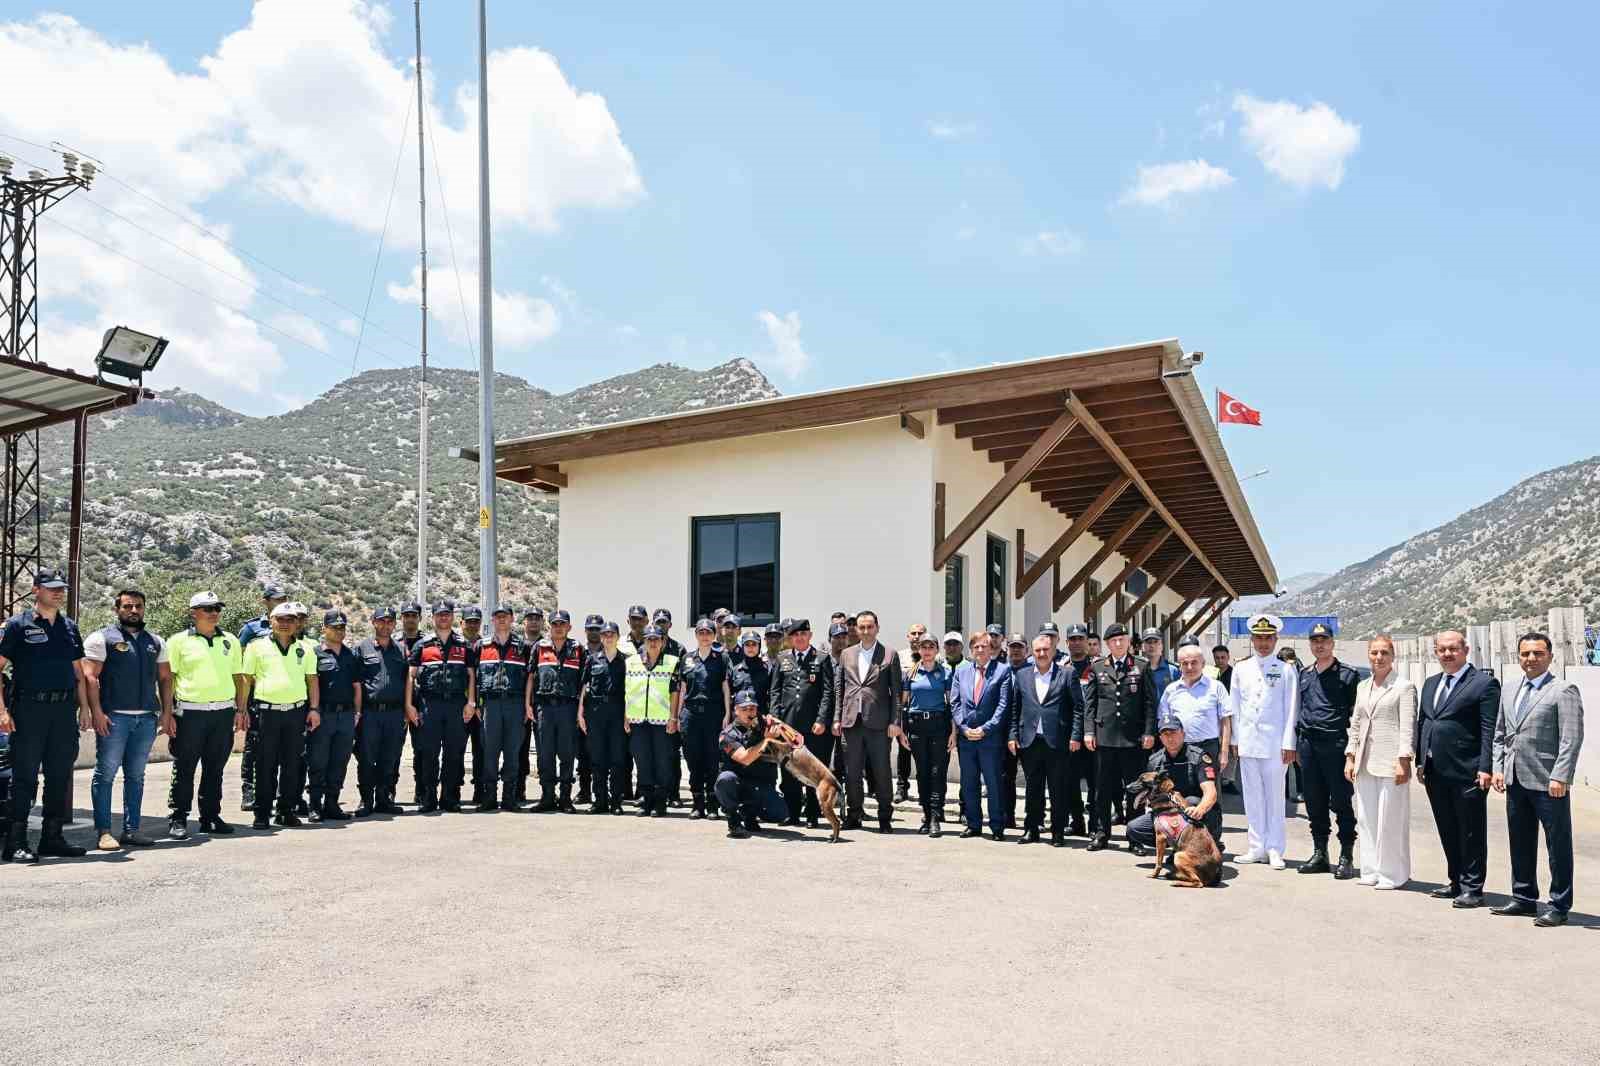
[{"left": 1217, "top": 391, "right": 1261, "bottom": 426}]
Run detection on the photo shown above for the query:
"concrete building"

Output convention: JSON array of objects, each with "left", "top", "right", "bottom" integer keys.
[{"left": 489, "top": 339, "right": 1277, "bottom": 646}]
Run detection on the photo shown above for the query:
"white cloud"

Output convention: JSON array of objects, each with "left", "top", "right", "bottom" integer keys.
[
  {"left": 1118, "top": 159, "right": 1234, "bottom": 207},
  {"left": 749, "top": 310, "right": 810, "bottom": 380},
  {"left": 1020, "top": 228, "right": 1084, "bottom": 256},
  {"left": 1233, "top": 93, "right": 1360, "bottom": 190},
  {"left": 925, "top": 119, "right": 978, "bottom": 140},
  {"left": 336, "top": 316, "right": 361, "bottom": 337},
  {"left": 388, "top": 265, "right": 558, "bottom": 351},
  {"left": 0, "top": 2, "right": 642, "bottom": 411}
]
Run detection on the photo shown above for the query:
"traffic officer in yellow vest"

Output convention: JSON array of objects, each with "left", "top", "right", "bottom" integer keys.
[
  {"left": 238, "top": 602, "right": 320, "bottom": 830},
  {"left": 162, "top": 591, "right": 245, "bottom": 840},
  {"left": 236, "top": 582, "right": 285, "bottom": 812},
  {"left": 624, "top": 625, "right": 681, "bottom": 816},
  {"left": 1228, "top": 612, "right": 1299, "bottom": 869}
]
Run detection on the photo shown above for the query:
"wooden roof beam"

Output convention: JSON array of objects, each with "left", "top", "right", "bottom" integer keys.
[
  {"left": 1119, "top": 551, "right": 1192, "bottom": 624},
  {"left": 1014, "top": 476, "right": 1131, "bottom": 599},
  {"left": 1052, "top": 505, "right": 1153, "bottom": 611},
  {"left": 1087, "top": 527, "right": 1174, "bottom": 615},
  {"left": 1185, "top": 597, "right": 1234, "bottom": 643},
  {"left": 1175, "top": 593, "right": 1226, "bottom": 639}
]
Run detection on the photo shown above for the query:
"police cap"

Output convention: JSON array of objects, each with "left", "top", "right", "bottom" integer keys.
[
  {"left": 1064, "top": 623, "right": 1089, "bottom": 638},
  {"left": 270, "top": 602, "right": 299, "bottom": 619},
  {"left": 1006, "top": 633, "right": 1026, "bottom": 648},
  {"left": 785, "top": 618, "right": 811, "bottom": 634},
  {"left": 34, "top": 567, "right": 68, "bottom": 590},
  {"left": 693, "top": 618, "right": 715, "bottom": 634},
  {"left": 493, "top": 604, "right": 514, "bottom": 617},
  {"left": 1103, "top": 622, "right": 1129, "bottom": 640},
  {"left": 828, "top": 622, "right": 849, "bottom": 638},
  {"left": 1037, "top": 621, "right": 1060, "bottom": 637},
  {"left": 741, "top": 631, "right": 763, "bottom": 647},
  {"left": 732, "top": 689, "right": 759, "bottom": 709},
  {"left": 627, "top": 604, "right": 648, "bottom": 620},
  {"left": 1175, "top": 634, "right": 1201, "bottom": 649},
  {"left": 323, "top": 610, "right": 348, "bottom": 627},
  {"left": 943, "top": 630, "right": 964, "bottom": 645},
  {"left": 711, "top": 608, "right": 729, "bottom": 623},
  {"left": 764, "top": 623, "right": 783, "bottom": 637},
  {"left": 525, "top": 606, "right": 545, "bottom": 620},
  {"left": 1141, "top": 628, "right": 1164, "bottom": 643},
  {"left": 372, "top": 606, "right": 396, "bottom": 621},
  {"left": 1308, "top": 622, "right": 1335, "bottom": 639},
  {"left": 985, "top": 623, "right": 1006, "bottom": 638},
  {"left": 652, "top": 608, "right": 672, "bottom": 623},
  {"left": 260, "top": 582, "right": 286, "bottom": 600},
  {"left": 721, "top": 614, "right": 742, "bottom": 629},
  {"left": 1157, "top": 711, "right": 1185, "bottom": 734},
  {"left": 430, "top": 600, "right": 454, "bottom": 616},
  {"left": 549, "top": 609, "right": 572, "bottom": 625},
  {"left": 584, "top": 613, "right": 604, "bottom": 630},
  {"left": 642, "top": 625, "right": 665, "bottom": 640},
  {"left": 400, "top": 601, "right": 422, "bottom": 616},
  {"left": 599, "top": 621, "right": 620, "bottom": 636},
  {"left": 462, "top": 605, "right": 483, "bottom": 621},
  {"left": 188, "top": 590, "right": 224, "bottom": 609}
]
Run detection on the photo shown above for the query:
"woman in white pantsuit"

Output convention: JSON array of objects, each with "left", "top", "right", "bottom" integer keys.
[{"left": 1344, "top": 636, "right": 1417, "bottom": 889}]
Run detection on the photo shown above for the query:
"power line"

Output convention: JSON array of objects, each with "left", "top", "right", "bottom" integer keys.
[
  {"left": 424, "top": 103, "right": 479, "bottom": 360},
  {"left": 352, "top": 89, "right": 415, "bottom": 375}
]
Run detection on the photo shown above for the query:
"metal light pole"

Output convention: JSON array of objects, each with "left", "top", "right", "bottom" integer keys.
[
  {"left": 413, "top": 0, "right": 430, "bottom": 608},
  {"left": 475, "top": 0, "right": 499, "bottom": 613}
]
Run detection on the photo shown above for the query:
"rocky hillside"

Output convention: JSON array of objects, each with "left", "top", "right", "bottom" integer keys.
[
  {"left": 31, "top": 359, "right": 778, "bottom": 622},
  {"left": 1280, "top": 456, "right": 1600, "bottom": 635}
]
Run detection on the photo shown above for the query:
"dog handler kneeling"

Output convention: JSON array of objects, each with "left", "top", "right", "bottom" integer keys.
[
  {"left": 714, "top": 691, "right": 788, "bottom": 839},
  {"left": 1126, "top": 713, "right": 1223, "bottom": 857}
]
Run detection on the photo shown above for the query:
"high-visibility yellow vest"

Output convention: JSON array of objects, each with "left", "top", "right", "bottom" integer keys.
[{"left": 624, "top": 652, "right": 678, "bottom": 724}]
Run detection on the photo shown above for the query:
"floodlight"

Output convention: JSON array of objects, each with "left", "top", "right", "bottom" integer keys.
[{"left": 94, "top": 326, "right": 168, "bottom": 382}]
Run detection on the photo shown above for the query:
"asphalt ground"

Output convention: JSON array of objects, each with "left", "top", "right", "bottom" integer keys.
[{"left": 4, "top": 754, "right": 1597, "bottom": 1065}]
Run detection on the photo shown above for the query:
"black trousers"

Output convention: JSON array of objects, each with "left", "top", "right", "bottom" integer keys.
[
  {"left": 467, "top": 711, "right": 487, "bottom": 798},
  {"left": 414, "top": 695, "right": 468, "bottom": 801},
  {"left": 7, "top": 698, "right": 79, "bottom": 823},
  {"left": 1093, "top": 746, "right": 1147, "bottom": 836},
  {"left": 306, "top": 709, "right": 357, "bottom": 809},
  {"left": 896, "top": 742, "right": 913, "bottom": 793},
  {"left": 1064, "top": 745, "right": 1094, "bottom": 828},
  {"left": 254, "top": 705, "right": 309, "bottom": 817},
  {"left": 1020, "top": 737, "right": 1069, "bottom": 836},
  {"left": 628, "top": 723, "right": 674, "bottom": 809},
  {"left": 782, "top": 726, "right": 836, "bottom": 820},
  {"left": 842, "top": 724, "right": 893, "bottom": 822},
  {"left": 241, "top": 706, "right": 261, "bottom": 794},
  {"left": 518, "top": 716, "right": 535, "bottom": 794},
  {"left": 584, "top": 703, "right": 627, "bottom": 808},
  {"left": 1000, "top": 743, "right": 1020, "bottom": 826},
  {"left": 1297, "top": 731, "right": 1356, "bottom": 847},
  {"left": 358, "top": 710, "right": 406, "bottom": 799},
  {"left": 169, "top": 707, "right": 234, "bottom": 820},
  {"left": 536, "top": 698, "right": 579, "bottom": 795},
  {"left": 682, "top": 712, "right": 722, "bottom": 806},
  {"left": 1507, "top": 782, "right": 1573, "bottom": 913},
  {"left": 1424, "top": 772, "right": 1487, "bottom": 895},
  {"left": 904, "top": 713, "right": 951, "bottom": 819}
]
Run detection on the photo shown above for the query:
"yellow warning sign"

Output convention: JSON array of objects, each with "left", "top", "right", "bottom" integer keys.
[{"left": 478, "top": 506, "right": 491, "bottom": 528}]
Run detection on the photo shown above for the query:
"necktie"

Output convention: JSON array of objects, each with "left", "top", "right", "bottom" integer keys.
[
  {"left": 973, "top": 666, "right": 984, "bottom": 703},
  {"left": 1436, "top": 673, "right": 1453, "bottom": 710},
  {"left": 1516, "top": 678, "right": 1540, "bottom": 720}
]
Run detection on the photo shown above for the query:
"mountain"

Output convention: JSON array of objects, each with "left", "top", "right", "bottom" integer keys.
[
  {"left": 1229, "top": 571, "right": 1332, "bottom": 619},
  {"left": 1279, "top": 456, "right": 1600, "bottom": 635},
  {"left": 31, "top": 359, "right": 778, "bottom": 621}
]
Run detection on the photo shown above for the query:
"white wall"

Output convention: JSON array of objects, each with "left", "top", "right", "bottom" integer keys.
[
  {"left": 558, "top": 417, "right": 934, "bottom": 644},
  {"left": 929, "top": 417, "right": 1187, "bottom": 641}
]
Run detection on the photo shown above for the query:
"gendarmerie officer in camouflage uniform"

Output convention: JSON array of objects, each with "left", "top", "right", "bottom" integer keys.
[
  {"left": 1083, "top": 622, "right": 1158, "bottom": 852},
  {"left": 532, "top": 609, "right": 585, "bottom": 812},
  {"left": 405, "top": 602, "right": 472, "bottom": 813},
  {"left": 468, "top": 604, "right": 532, "bottom": 812}
]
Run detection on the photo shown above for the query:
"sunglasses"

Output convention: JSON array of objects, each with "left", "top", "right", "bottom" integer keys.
[{"left": 196, "top": 606, "right": 222, "bottom": 613}]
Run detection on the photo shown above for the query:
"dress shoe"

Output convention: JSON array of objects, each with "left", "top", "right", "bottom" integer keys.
[
  {"left": 610, "top": 803, "right": 624, "bottom": 816},
  {"left": 1068, "top": 817, "right": 1087, "bottom": 838},
  {"left": 1129, "top": 843, "right": 1149, "bottom": 857},
  {"left": 559, "top": 799, "right": 578, "bottom": 814},
  {"left": 275, "top": 812, "right": 303, "bottom": 828},
  {"left": 1298, "top": 847, "right": 1330, "bottom": 874},
  {"left": 418, "top": 800, "right": 439, "bottom": 814},
  {"left": 745, "top": 818, "right": 764, "bottom": 833},
  {"left": 8, "top": 828, "right": 37, "bottom": 864},
  {"left": 576, "top": 785, "right": 592, "bottom": 806},
  {"left": 781, "top": 816, "right": 801, "bottom": 827},
  {"left": 893, "top": 783, "right": 909, "bottom": 804},
  {"left": 1235, "top": 849, "right": 1263, "bottom": 864},
  {"left": 307, "top": 809, "right": 324, "bottom": 823},
  {"left": 1333, "top": 848, "right": 1356, "bottom": 880},
  {"left": 119, "top": 831, "right": 157, "bottom": 848},
  {"left": 929, "top": 819, "right": 943, "bottom": 839},
  {"left": 1491, "top": 900, "right": 1538, "bottom": 917},
  {"left": 1050, "top": 834, "right": 1066, "bottom": 848},
  {"left": 878, "top": 820, "right": 893, "bottom": 835},
  {"left": 689, "top": 805, "right": 707, "bottom": 820},
  {"left": 636, "top": 804, "right": 653, "bottom": 817},
  {"left": 200, "top": 817, "right": 234, "bottom": 835},
  {"left": 295, "top": 799, "right": 310, "bottom": 816},
  {"left": 325, "top": 806, "right": 352, "bottom": 821},
  {"left": 377, "top": 795, "right": 404, "bottom": 815},
  {"left": 960, "top": 826, "right": 981, "bottom": 839},
  {"left": 168, "top": 817, "right": 190, "bottom": 841},
  {"left": 1268, "top": 850, "right": 1286, "bottom": 871},
  {"left": 1534, "top": 909, "right": 1568, "bottom": 928},
  {"left": 97, "top": 831, "right": 122, "bottom": 852},
  {"left": 1086, "top": 834, "right": 1109, "bottom": 852},
  {"left": 1430, "top": 885, "right": 1459, "bottom": 900},
  {"left": 1451, "top": 894, "right": 1484, "bottom": 909},
  {"left": 354, "top": 801, "right": 373, "bottom": 817},
  {"left": 1019, "top": 829, "right": 1040, "bottom": 845},
  {"left": 477, "top": 801, "right": 498, "bottom": 813},
  {"left": 805, "top": 815, "right": 819, "bottom": 829},
  {"left": 439, "top": 800, "right": 462, "bottom": 814},
  {"left": 252, "top": 816, "right": 272, "bottom": 830},
  {"left": 727, "top": 821, "right": 750, "bottom": 839},
  {"left": 841, "top": 816, "right": 863, "bottom": 831}
]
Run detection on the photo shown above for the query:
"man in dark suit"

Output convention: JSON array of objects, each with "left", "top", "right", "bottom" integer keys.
[
  {"left": 1491, "top": 632, "right": 1585, "bottom": 927},
  {"left": 826, "top": 610, "right": 904, "bottom": 832},
  {"left": 1008, "top": 635, "right": 1081, "bottom": 846},
  {"left": 1415, "top": 630, "right": 1501, "bottom": 908},
  {"left": 769, "top": 619, "right": 834, "bottom": 827}
]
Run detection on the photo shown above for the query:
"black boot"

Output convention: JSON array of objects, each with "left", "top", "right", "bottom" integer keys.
[
  {"left": 1333, "top": 845, "right": 1356, "bottom": 880},
  {"left": 537, "top": 789, "right": 558, "bottom": 813},
  {"left": 37, "top": 818, "right": 87, "bottom": 858},
  {"left": 6, "top": 822, "right": 33, "bottom": 864},
  {"left": 690, "top": 795, "right": 707, "bottom": 820},
  {"left": 1299, "top": 845, "right": 1331, "bottom": 874},
  {"left": 576, "top": 782, "right": 592, "bottom": 806},
  {"left": 355, "top": 790, "right": 374, "bottom": 817},
  {"left": 636, "top": 787, "right": 655, "bottom": 817},
  {"left": 558, "top": 783, "right": 577, "bottom": 814},
  {"left": 726, "top": 811, "right": 750, "bottom": 839},
  {"left": 894, "top": 782, "right": 909, "bottom": 804},
  {"left": 377, "top": 789, "right": 404, "bottom": 815},
  {"left": 928, "top": 810, "right": 943, "bottom": 839},
  {"left": 918, "top": 811, "right": 930, "bottom": 835}
]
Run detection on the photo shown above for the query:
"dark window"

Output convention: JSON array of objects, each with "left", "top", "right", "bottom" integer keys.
[
  {"left": 691, "top": 514, "right": 779, "bottom": 625},
  {"left": 985, "top": 534, "right": 1008, "bottom": 630},
  {"left": 944, "top": 554, "right": 966, "bottom": 635},
  {"left": 1125, "top": 569, "right": 1148, "bottom": 597},
  {"left": 1084, "top": 578, "right": 1101, "bottom": 634}
]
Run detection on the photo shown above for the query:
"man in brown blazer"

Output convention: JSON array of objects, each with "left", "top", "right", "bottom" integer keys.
[{"left": 826, "top": 610, "right": 904, "bottom": 832}]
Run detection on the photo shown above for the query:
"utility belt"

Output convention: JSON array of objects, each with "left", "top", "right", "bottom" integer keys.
[
  {"left": 323, "top": 702, "right": 355, "bottom": 714},
  {"left": 365, "top": 699, "right": 403, "bottom": 712},
  {"left": 478, "top": 693, "right": 522, "bottom": 705},
  {"left": 19, "top": 688, "right": 75, "bottom": 704},
  {"left": 904, "top": 708, "right": 951, "bottom": 729},
  {"left": 252, "top": 700, "right": 308, "bottom": 712},
  {"left": 1296, "top": 725, "right": 1349, "bottom": 742},
  {"left": 177, "top": 700, "right": 235, "bottom": 712}
]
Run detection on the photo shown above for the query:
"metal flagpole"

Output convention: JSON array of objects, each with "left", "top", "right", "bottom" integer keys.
[
  {"left": 414, "top": 0, "right": 430, "bottom": 607},
  {"left": 475, "top": 0, "right": 499, "bottom": 613}
]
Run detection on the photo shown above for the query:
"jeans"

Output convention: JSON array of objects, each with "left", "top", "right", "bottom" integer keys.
[
  {"left": 714, "top": 771, "right": 788, "bottom": 823},
  {"left": 957, "top": 731, "right": 1004, "bottom": 832},
  {"left": 91, "top": 711, "right": 157, "bottom": 833}
]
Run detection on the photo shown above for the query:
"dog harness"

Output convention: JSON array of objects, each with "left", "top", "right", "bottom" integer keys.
[{"left": 1153, "top": 811, "right": 1191, "bottom": 842}]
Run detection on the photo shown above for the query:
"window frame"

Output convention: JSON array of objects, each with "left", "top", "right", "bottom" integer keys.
[
  {"left": 689, "top": 513, "right": 781, "bottom": 626},
  {"left": 944, "top": 553, "right": 966, "bottom": 635},
  {"left": 984, "top": 533, "right": 1008, "bottom": 631}
]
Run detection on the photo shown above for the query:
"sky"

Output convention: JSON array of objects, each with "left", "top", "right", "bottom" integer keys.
[{"left": 1, "top": 1, "right": 1596, "bottom": 580}]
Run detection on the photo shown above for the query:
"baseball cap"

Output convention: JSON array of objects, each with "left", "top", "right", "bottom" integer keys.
[
  {"left": 584, "top": 614, "right": 604, "bottom": 630},
  {"left": 270, "top": 602, "right": 299, "bottom": 619},
  {"left": 943, "top": 630, "right": 964, "bottom": 645},
  {"left": 1157, "top": 711, "right": 1184, "bottom": 733},
  {"left": 1308, "top": 622, "right": 1335, "bottom": 639},
  {"left": 652, "top": 608, "right": 672, "bottom": 623},
  {"left": 372, "top": 606, "right": 396, "bottom": 621},
  {"left": 764, "top": 623, "right": 783, "bottom": 637},
  {"left": 260, "top": 582, "right": 286, "bottom": 600},
  {"left": 732, "top": 689, "right": 759, "bottom": 709},
  {"left": 430, "top": 600, "right": 454, "bottom": 616},
  {"left": 741, "top": 631, "right": 763, "bottom": 647},
  {"left": 693, "top": 618, "right": 715, "bottom": 634},
  {"left": 289, "top": 602, "right": 310, "bottom": 617},
  {"left": 493, "top": 604, "right": 514, "bottom": 617},
  {"left": 323, "top": 610, "right": 348, "bottom": 627},
  {"left": 599, "top": 621, "right": 620, "bottom": 636},
  {"left": 549, "top": 609, "right": 572, "bottom": 625},
  {"left": 400, "top": 601, "right": 422, "bottom": 615},
  {"left": 525, "top": 606, "right": 545, "bottom": 620},
  {"left": 462, "top": 605, "right": 483, "bottom": 621},
  {"left": 627, "top": 604, "right": 648, "bottom": 620},
  {"left": 1005, "top": 634, "right": 1026, "bottom": 648},
  {"left": 642, "top": 625, "right": 665, "bottom": 639},
  {"left": 916, "top": 633, "right": 939, "bottom": 647},
  {"left": 1141, "top": 628, "right": 1163, "bottom": 643},
  {"left": 34, "top": 567, "right": 68, "bottom": 590},
  {"left": 986, "top": 623, "right": 1005, "bottom": 638},
  {"left": 1037, "top": 621, "right": 1060, "bottom": 637},
  {"left": 188, "top": 590, "right": 223, "bottom": 609},
  {"left": 721, "top": 614, "right": 742, "bottom": 629}
]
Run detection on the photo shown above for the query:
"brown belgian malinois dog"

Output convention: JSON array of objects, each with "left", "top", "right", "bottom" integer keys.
[
  {"left": 758, "top": 720, "right": 843, "bottom": 842},
  {"left": 1129, "top": 771, "right": 1222, "bottom": 888}
]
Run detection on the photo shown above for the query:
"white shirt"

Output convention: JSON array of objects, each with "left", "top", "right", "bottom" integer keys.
[
  {"left": 1034, "top": 671, "right": 1050, "bottom": 704},
  {"left": 858, "top": 642, "right": 877, "bottom": 679},
  {"left": 82, "top": 628, "right": 169, "bottom": 715},
  {"left": 1434, "top": 663, "right": 1468, "bottom": 708},
  {"left": 1228, "top": 652, "right": 1298, "bottom": 758}
]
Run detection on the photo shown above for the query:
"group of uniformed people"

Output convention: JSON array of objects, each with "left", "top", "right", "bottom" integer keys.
[{"left": 0, "top": 567, "right": 1338, "bottom": 882}]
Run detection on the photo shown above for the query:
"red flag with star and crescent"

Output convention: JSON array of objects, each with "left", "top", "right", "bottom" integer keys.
[{"left": 1217, "top": 391, "right": 1261, "bottom": 426}]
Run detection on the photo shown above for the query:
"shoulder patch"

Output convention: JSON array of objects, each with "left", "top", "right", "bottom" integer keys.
[{"left": 1200, "top": 752, "right": 1213, "bottom": 764}]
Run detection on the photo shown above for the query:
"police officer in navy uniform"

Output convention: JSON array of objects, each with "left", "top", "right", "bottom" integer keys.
[
  {"left": 768, "top": 619, "right": 833, "bottom": 828},
  {"left": 714, "top": 690, "right": 787, "bottom": 838},
  {"left": 306, "top": 611, "right": 361, "bottom": 822},
  {"left": 1061, "top": 623, "right": 1096, "bottom": 837},
  {"left": 678, "top": 619, "right": 732, "bottom": 819},
  {"left": 574, "top": 615, "right": 606, "bottom": 806},
  {"left": 395, "top": 601, "right": 425, "bottom": 804},
  {"left": 236, "top": 582, "right": 286, "bottom": 812},
  {"left": 1083, "top": 622, "right": 1158, "bottom": 852},
  {"left": 516, "top": 607, "right": 545, "bottom": 803},
  {"left": 1125, "top": 711, "right": 1223, "bottom": 859},
  {"left": 533, "top": 609, "right": 585, "bottom": 812},
  {"left": 469, "top": 604, "right": 532, "bottom": 812},
  {"left": 405, "top": 602, "right": 472, "bottom": 813},
  {"left": 355, "top": 607, "right": 408, "bottom": 817},
  {"left": 0, "top": 568, "right": 90, "bottom": 862},
  {"left": 578, "top": 620, "right": 628, "bottom": 814},
  {"left": 730, "top": 631, "right": 770, "bottom": 717},
  {"left": 1297, "top": 621, "right": 1361, "bottom": 879}
]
